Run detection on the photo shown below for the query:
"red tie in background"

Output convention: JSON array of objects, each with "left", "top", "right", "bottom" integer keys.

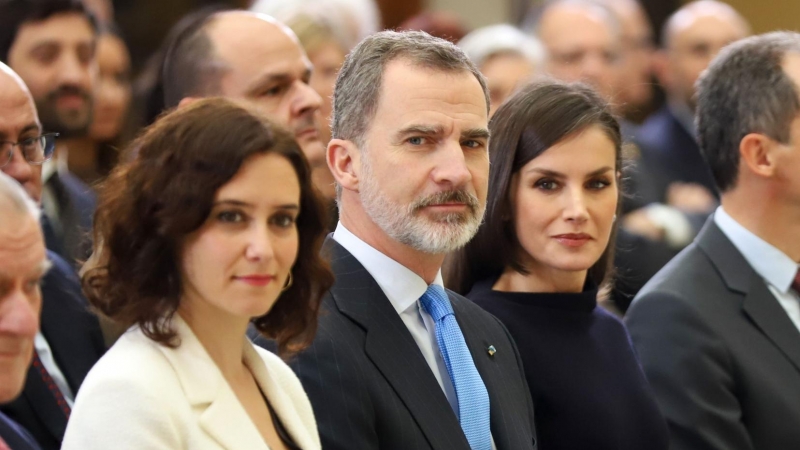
[
  {"left": 32, "top": 353, "right": 71, "bottom": 418},
  {"left": 792, "top": 269, "right": 800, "bottom": 294}
]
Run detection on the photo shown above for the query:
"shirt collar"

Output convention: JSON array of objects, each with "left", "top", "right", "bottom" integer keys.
[
  {"left": 332, "top": 222, "right": 444, "bottom": 314},
  {"left": 714, "top": 206, "right": 799, "bottom": 293}
]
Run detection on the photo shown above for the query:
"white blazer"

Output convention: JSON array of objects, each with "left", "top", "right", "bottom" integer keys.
[{"left": 61, "top": 316, "right": 321, "bottom": 450}]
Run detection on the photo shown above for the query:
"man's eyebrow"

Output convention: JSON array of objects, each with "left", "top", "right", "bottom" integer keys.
[
  {"left": 396, "top": 124, "right": 445, "bottom": 137},
  {"left": 461, "top": 128, "right": 490, "bottom": 141},
  {"left": 0, "top": 123, "right": 41, "bottom": 141}
]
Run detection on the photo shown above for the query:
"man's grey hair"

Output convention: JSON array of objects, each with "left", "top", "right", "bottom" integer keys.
[
  {"left": 331, "top": 30, "right": 490, "bottom": 148},
  {"left": 0, "top": 171, "right": 40, "bottom": 221},
  {"left": 457, "top": 24, "right": 547, "bottom": 69},
  {"left": 696, "top": 31, "right": 800, "bottom": 193},
  {"left": 521, "top": 0, "right": 622, "bottom": 39}
]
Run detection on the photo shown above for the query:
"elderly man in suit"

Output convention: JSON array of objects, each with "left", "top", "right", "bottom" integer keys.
[
  {"left": 626, "top": 31, "right": 800, "bottom": 450},
  {"left": 0, "top": 171, "right": 46, "bottom": 450},
  {"left": 0, "top": 0, "right": 99, "bottom": 268},
  {"left": 0, "top": 62, "right": 105, "bottom": 450},
  {"left": 264, "top": 30, "right": 536, "bottom": 449}
]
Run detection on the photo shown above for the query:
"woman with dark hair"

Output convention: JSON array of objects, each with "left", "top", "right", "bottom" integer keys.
[
  {"left": 61, "top": 98, "right": 332, "bottom": 450},
  {"left": 447, "top": 80, "right": 668, "bottom": 450}
]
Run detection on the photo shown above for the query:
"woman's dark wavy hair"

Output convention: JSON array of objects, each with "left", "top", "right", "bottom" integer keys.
[
  {"left": 83, "top": 97, "right": 333, "bottom": 357},
  {"left": 446, "top": 79, "right": 622, "bottom": 295}
]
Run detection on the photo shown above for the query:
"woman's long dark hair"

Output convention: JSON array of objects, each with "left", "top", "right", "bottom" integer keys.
[{"left": 446, "top": 79, "right": 622, "bottom": 294}]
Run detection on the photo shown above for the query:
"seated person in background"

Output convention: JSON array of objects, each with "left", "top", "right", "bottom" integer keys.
[
  {"left": 0, "top": 172, "right": 47, "bottom": 450},
  {"left": 626, "top": 31, "right": 800, "bottom": 450},
  {"left": 447, "top": 79, "right": 668, "bottom": 450},
  {"left": 457, "top": 24, "right": 545, "bottom": 117},
  {"left": 62, "top": 98, "right": 333, "bottom": 450},
  {"left": 67, "top": 25, "right": 133, "bottom": 187},
  {"left": 276, "top": 30, "right": 537, "bottom": 450},
  {"left": 0, "top": 62, "right": 105, "bottom": 450},
  {"left": 0, "top": 0, "right": 100, "bottom": 267}
]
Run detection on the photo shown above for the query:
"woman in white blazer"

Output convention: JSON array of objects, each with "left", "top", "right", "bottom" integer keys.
[{"left": 62, "top": 98, "right": 334, "bottom": 450}]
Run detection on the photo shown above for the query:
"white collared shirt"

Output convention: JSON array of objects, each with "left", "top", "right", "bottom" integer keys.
[
  {"left": 34, "top": 332, "right": 75, "bottom": 407},
  {"left": 714, "top": 207, "right": 800, "bottom": 331}
]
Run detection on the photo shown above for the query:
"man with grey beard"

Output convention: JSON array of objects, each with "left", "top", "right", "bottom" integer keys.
[{"left": 257, "top": 30, "right": 537, "bottom": 450}]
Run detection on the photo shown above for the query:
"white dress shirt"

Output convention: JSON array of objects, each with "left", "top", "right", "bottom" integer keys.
[
  {"left": 333, "top": 223, "right": 497, "bottom": 449},
  {"left": 714, "top": 207, "right": 800, "bottom": 331},
  {"left": 34, "top": 332, "right": 75, "bottom": 407}
]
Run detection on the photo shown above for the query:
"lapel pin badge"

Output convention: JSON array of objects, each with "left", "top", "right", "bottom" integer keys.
[{"left": 487, "top": 345, "right": 496, "bottom": 357}]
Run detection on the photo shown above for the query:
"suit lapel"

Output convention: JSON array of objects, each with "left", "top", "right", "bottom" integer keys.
[
  {"left": 159, "top": 317, "right": 269, "bottom": 450},
  {"left": 698, "top": 220, "right": 800, "bottom": 374},
  {"left": 20, "top": 365, "right": 67, "bottom": 442},
  {"left": 325, "top": 239, "right": 470, "bottom": 450}
]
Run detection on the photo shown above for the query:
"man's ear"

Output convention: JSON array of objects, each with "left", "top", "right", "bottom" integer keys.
[
  {"left": 739, "top": 132, "right": 779, "bottom": 178},
  {"left": 177, "top": 97, "right": 199, "bottom": 109},
  {"left": 328, "top": 138, "right": 362, "bottom": 193}
]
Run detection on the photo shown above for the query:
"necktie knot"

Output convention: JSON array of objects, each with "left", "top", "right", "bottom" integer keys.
[{"left": 419, "top": 284, "right": 454, "bottom": 322}]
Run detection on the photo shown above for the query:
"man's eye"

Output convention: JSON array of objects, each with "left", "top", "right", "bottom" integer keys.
[
  {"left": 408, "top": 137, "right": 425, "bottom": 145},
  {"left": 463, "top": 140, "right": 483, "bottom": 149}
]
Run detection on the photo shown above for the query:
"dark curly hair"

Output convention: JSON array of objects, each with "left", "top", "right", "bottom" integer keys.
[{"left": 83, "top": 97, "right": 333, "bottom": 356}]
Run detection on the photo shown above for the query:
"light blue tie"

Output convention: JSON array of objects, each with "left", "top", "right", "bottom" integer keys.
[{"left": 419, "top": 284, "right": 491, "bottom": 450}]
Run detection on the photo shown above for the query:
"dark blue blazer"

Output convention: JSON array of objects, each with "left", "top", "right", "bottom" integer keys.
[
  {"left": 256, "top": 238, "right": 537, "bottom": 450},
  {"left": 635, "top": 106, "right": 719, "bottom": 202},
  {"left": 0, "top": 251, "right": 105, "bottom": 450},
  {"left": 0, "top": 411, "right": 41, "bottom": 450},
  {"left": 41, "top": 171, "right": 96, "bottom": 270}
]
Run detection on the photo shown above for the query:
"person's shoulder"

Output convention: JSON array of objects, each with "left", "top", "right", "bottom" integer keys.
[
  {"left": 448, "top": 288, "right": 508, "bottom": 330},
  {"left": 80, "top": 328, "right": 178, "bottom": 393}
]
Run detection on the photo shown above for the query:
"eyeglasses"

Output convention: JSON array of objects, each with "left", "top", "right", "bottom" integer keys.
[{"left": 0, "top": 133, "right": 59, "bottom": 168}]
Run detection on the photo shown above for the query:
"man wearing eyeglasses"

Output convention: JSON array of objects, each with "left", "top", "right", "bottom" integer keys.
[
  {"left": 0, "top": 63, "right": 105, "bottom": 450},
  {"left": 0, "top": 0, "right": 98, "bottom": 269}
]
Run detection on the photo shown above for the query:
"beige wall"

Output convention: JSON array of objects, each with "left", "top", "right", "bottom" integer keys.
[
  {"left": 694, "top": 0, "right": 800, "bottom": 34},
  {"left": 426, "top": 0, "right": 510, "bottom": 30}
]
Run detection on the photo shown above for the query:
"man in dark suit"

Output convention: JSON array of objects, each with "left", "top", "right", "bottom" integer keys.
[
  {"left": 261, "top": 30, "right": 536, "bottom": 449},
  {"left": 0, "top": 0, "right": 99, "bottom": 268},
  {"left": 0, "top": 62, "right": 105, "bottom": 450},
  {"left": 0, "top": 172, "right": 46, "bottom": 450},
  {"left": 626, "top": 32, "right": 800, "bottom": 450}
]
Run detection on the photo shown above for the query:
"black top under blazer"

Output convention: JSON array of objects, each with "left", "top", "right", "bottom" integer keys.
[
  {"left": 626, "top": 219, "right": 800, "bottom": 450},
  {"left": 258, "top": 238, "right": 537, "bottom": 450}
]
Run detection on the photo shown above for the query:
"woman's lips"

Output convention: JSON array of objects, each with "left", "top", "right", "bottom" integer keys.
[
  {"left": 234, "top": 275, "right": 276, "bottom": 286},
  {"left": 552, "top": 233, "right": 592, "bottom": 247}
]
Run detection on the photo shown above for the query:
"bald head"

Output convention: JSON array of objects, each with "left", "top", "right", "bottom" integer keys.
[
  {"left": 657, "top": 0, "right": 750, "bottom": 108},
  {"left": 164, "top": 10, "right": 329, "bottom": 195},
  {"left": 0, "top": 62, "right": 44, "bottom": 204},
  {"left": 537, "top": 0, "right": 621, "bottom": 101}
]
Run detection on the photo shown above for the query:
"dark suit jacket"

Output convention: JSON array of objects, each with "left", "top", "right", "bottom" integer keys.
[
  {"left": 42, "top": 171, "right": 96, "bottom": 269},
  {"left": 635, "top": 106, "right": 719, "bottom": 202},
  {"left": 0, "top": 411, "right": 41, "bottom": 450},
  {"left": 625, "top": 220, "right": 800, "bottom": 450},
  {"left": 260, "top": 238, "right": 537, "bottom": 450},
  {"left": 1, "top": 251, "right": 105, "bottom": 450}
]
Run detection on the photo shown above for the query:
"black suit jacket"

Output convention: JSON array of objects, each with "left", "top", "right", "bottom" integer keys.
[
  {"left": 625, "top": 220, "right": 800, "bottom": 450},
  {"left": 0, "top": 411, "right": 41, "bottom": 450},
  {"left": 42, "top": 171, "right": 96, "bottom": 270},
  {"left": 261, "top": 238, "right": 536, "bottom": 450},
  {"left": 635, "top": 106, "right": 719, "bottom": 201},
  {"left": 1, "top": 251, "right": 105, "bottom": 450}
]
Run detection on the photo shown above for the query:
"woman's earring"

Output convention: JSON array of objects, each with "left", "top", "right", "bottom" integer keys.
[
  {"left": 282, "top": 272, "right": 294, "bottom": 292},
  {"left": 612, "top": 214, "right": 618, "bottom": 223}
]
